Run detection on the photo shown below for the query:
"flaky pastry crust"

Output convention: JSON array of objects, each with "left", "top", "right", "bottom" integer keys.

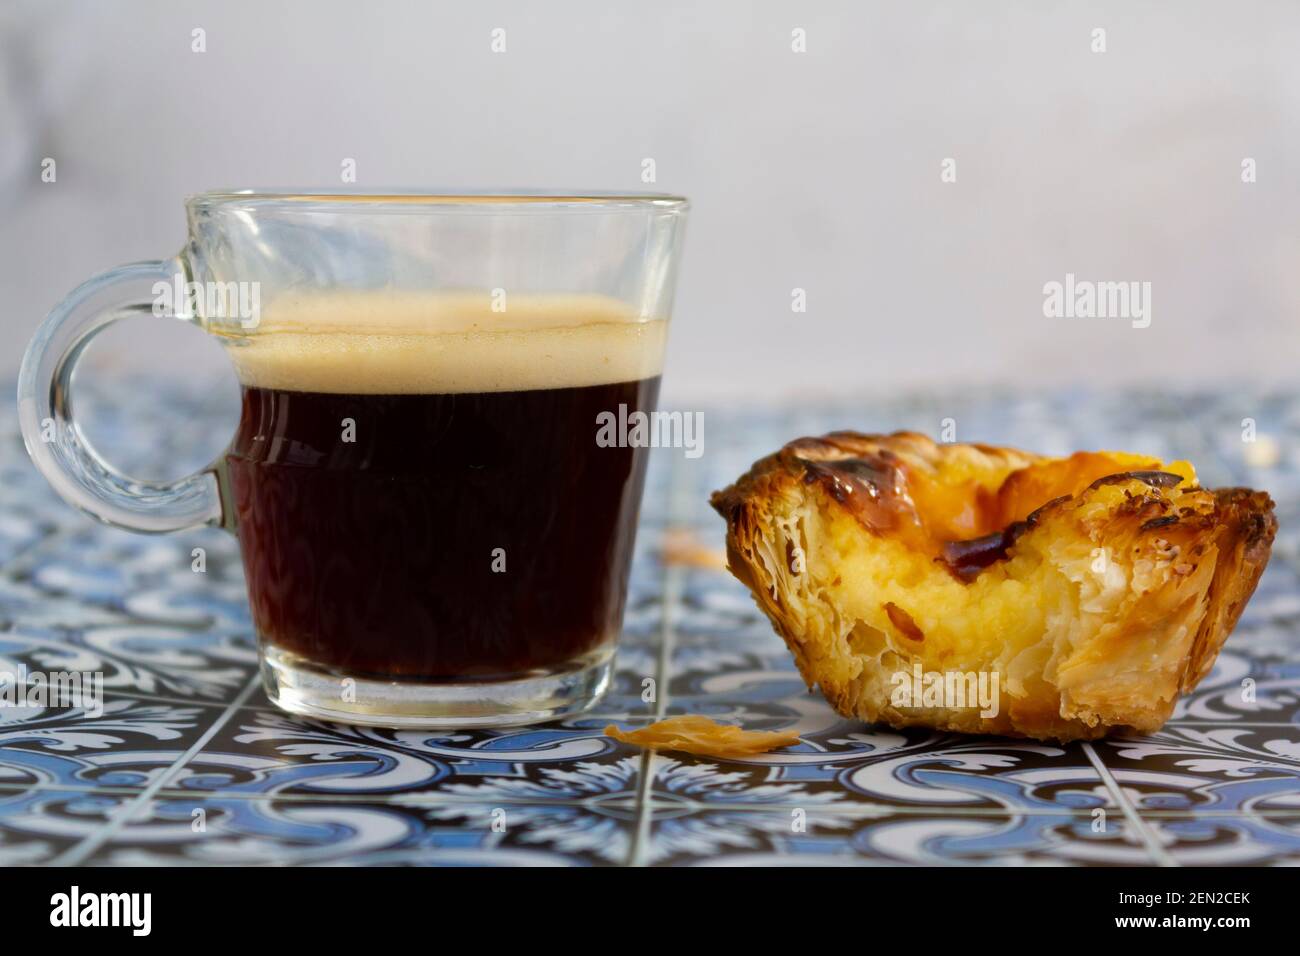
[
  {"left": 606, "top": 716, "right": 801, "bottom": 758},
  {"left": 710, "top": 431, "right": 1276, "bottom": 742}
]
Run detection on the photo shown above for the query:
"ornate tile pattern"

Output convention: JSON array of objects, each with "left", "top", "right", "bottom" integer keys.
[{"left": 0, "top": 379, "right": 1297, "bottom": 865}]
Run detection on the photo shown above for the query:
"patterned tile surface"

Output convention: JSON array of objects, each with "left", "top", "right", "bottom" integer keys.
[{"left": 1, "top": 378, "right": 1298, "bottom": 865}]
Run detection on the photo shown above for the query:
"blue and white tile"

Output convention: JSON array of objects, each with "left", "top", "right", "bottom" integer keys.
[
  {"left": 83, "top": 797, "right": 624, "bottom": 866},
  {"left": 1166, "top": 647, "right": 1300, "bottom": 725},
  {"left": 0, "top": 694, "right": 216, "bottom": 792},
  {"left": 646, "top": 808, "right": 1148, "bottom": 866},
  {"left": 0, "top": 785, "right": 136, "bottom": 865},
  {"left": 1144, "top": 814, "right": 1300, "bottom": 866},
  {"left": 167, "top": 709, "right": 642, "bottom": 803},
  {"left": 1, "top": 622, "right": 257, "bottom": 704},
  {"left": 1093, "top": 724, "right": 1300, "bottom": 814}
]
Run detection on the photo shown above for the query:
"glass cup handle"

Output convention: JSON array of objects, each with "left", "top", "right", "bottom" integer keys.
[{"left": 16, "top": 258, "right": 226, "bottom": 533}]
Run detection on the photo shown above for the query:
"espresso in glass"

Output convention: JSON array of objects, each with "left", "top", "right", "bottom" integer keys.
[
  {"left": 20, "top": 190, "right": 687, "bottom": 728},
  {"left": 222, "top": 294, "right": 663, "bottom": 699}
]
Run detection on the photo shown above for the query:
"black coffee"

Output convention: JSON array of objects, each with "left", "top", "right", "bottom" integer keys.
[
  {"left": 220, "top": 295, "right": 667, "bottom": 683},
  {"left": 226, "top": 377, "right": 659, "bottom": 680}
]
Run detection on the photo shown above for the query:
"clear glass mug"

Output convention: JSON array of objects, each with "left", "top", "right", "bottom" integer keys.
[{"left": 18, "top": 191, "right": 688, "bottom": 727}]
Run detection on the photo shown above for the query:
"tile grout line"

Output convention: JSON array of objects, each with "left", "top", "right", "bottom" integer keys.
[
  {"left": 630, "top": 561, "right": 681, "bottom": 865},
  {"left": 70, "top": 687, "right": 262, "bottom": 712},
  {"left": 628, "top": 453, "right": 687, "bottom": 868},
  {"left": 4, "top": 778, "right": 1298, "bottom": 817},
  {"left": 1082, "top": 742, "right": 1177, "bottom": 867},
  {"left": 49, "top": 671, "right": 261, "bottom": 866}
]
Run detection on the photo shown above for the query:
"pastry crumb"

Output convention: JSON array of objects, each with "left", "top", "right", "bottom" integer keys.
[
  {"left": 605, "top": 715, "right": 801, "bottom": 757},
  {"left": 659, "top": 527, "right": 728, "bottom": 570}
]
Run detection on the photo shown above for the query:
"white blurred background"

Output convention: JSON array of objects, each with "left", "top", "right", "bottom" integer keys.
[{"left": 1, "top": 0, "right": 1297, "bottom": 406}]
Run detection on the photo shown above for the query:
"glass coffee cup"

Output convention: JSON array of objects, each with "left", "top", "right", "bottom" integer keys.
[{"left": 18, "top": 191, "right": 689, "bottom": 727}]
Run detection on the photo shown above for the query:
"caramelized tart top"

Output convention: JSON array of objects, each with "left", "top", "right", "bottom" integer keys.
[{"left": 711, "top": 430, "right": 1251, "bottom": 583}]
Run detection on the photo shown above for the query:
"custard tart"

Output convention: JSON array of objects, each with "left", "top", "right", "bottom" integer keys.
[{"left": 710, "top": 432, "right": 1275, "bottom": 742}]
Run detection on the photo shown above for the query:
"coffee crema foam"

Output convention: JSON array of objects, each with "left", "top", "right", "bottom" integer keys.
[{"left": 218, "top": 293, "right": 667, "bottom": 394}]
